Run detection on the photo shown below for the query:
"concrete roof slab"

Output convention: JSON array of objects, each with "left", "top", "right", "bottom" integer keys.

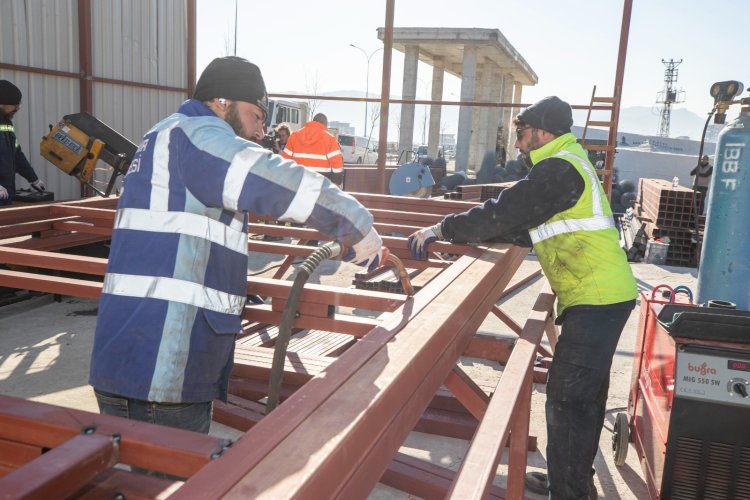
[{"left": 377, "top": 27, "right": 538, "bottom": 85}]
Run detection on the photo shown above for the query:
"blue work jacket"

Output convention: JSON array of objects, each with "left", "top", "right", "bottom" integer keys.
[{"left": 90, "top": 100, "right": 372, "bottom": 403}]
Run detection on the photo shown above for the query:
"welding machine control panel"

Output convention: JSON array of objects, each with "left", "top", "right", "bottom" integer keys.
[{"left": 675, "top": 349, "right": 750, "bottom": 407}]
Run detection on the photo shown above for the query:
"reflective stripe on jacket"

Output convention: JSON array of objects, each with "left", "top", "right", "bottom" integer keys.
[
  {"left": 282, "top": 121, "right": 343, "bottom": 175},
  {"left": 528, "top": 133, "right": 637, "bottom": 315},
  {"left": 90, "top": 99, "right": 373, "bottom": 403}
]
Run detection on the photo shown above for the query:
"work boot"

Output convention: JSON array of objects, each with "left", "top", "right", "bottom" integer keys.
[{"left": 524, "top": 472, "right": 598, "bottom": 499}]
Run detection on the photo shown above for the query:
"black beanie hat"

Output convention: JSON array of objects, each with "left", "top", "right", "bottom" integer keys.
[
  {"left": 517, "top": 96, "right": 573, "bottom": 136},
  {"left": 194, "top": 56, "right": 268, "bottom": 115},
  {"left": 0, "top": 80, "right": 22, "bottom": 105}
]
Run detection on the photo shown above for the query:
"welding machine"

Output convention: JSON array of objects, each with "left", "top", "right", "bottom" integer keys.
[
  {"left": 39, "top": 112, "right": 136, "bottom": 197},
  {"left": 620, "top": 289, "right": 750, "bottom": 499}
]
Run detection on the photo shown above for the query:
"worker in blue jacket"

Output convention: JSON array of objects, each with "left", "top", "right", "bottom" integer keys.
[
  {"left": 89, "top": 57, "right": 387, "bottom": 434},
  {"left": 0, "top": 80, "right": 45, "bottom": 206}
]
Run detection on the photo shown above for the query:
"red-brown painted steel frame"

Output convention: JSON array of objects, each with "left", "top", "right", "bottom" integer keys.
[{"left": 1, "top": 192, "right": 549, "bottom": 498}]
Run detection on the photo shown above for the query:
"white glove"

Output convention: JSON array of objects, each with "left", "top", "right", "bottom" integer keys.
[
  {"left": 407, "top": 222, "right": 443, "bottom": 260},
  {"left": 0, "top": 185, "right": 7, "bottom": 200},
  {"left": 30, "top": 179, "right": 46, "bottom": 192},
  {"left": 343, "top": 227, "right": 389, "bottom": 272}
]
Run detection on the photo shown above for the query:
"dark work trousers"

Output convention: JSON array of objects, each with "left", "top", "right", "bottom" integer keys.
[
  {"left": 95, "top": 389, "right": 212, "bottom": 478},
  {"left": 545, "top": 305, "right": 633, "bottom": 500},
  {"left": 695, "top": 186, "right": 708, "bottom": 215}
]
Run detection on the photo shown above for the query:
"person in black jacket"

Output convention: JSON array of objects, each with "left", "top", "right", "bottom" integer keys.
[
  {"left": 0, "top": 80, "right": 45, "bottom": 206},
  {"left": 408, "top": 96, "right": 638, "bottom": 500},
  {"left": 689, "top": 155, "right": 713, "bottom": 214}
]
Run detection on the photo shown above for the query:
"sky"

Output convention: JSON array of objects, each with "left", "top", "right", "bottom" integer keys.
[{"left": 196, "top": 0, "right": 749, "bottom": 140}]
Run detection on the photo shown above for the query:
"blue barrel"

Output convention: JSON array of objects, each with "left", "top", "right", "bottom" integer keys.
[{"left": 697, "top": 106, "right": 750, "bottom": 310}]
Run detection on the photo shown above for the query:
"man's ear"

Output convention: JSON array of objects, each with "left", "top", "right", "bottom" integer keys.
[{"left": 205, "top": 98, "right": 227, "bottom": 118}]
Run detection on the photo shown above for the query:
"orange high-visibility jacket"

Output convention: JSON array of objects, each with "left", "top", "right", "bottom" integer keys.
[{"left": 282, "top": 121, "right": 343, "bottom": 178}]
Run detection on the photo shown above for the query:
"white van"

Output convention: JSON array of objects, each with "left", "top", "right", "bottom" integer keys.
[{"left": 338, "top": 134, "right": 378, "bottom": 164}]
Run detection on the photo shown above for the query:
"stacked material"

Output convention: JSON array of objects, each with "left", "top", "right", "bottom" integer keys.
[
  {"left": 441, "top": 182, "right": 516, "bottom": 202},
  {"left": 633, "top": 178, "right": 702, "bottom": 266},
  {"left": 619, "top": 209, "right": 648, "bottom": 262}
]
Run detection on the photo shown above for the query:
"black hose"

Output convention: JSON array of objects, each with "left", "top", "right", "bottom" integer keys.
[
  {"left": 265, "top": 241, "right": 342, "bottom": 414},
  {"left": 691, "top": 108, "right": 716, "bottom": 265}
]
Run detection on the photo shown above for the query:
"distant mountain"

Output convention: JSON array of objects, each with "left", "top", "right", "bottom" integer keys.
[
  {"left": 616, "top": 106, "right": 720, "bottom": 140},
  {"left": 294, "top": 91, "right": 721, "bottom": 142}
]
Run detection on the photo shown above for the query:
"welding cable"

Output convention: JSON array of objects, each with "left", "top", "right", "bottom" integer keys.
[
  {"left": 266, "top": 241, "right": 343, "bottom": 414},
  {"left": 672, "top": 285, "right": 694, "bottom": 303}
]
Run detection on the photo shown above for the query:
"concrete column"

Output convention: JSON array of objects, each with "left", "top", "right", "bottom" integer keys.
[
  {"left": 398, "top": 44, "right": 419, "bottom": 160},
  {"left": 427, "top": 56, "right": 444, "bottom": 158},
  {"left": 486, "top": 65, "right": 504, "bottom": 163},
  {"left": 498, "top": 73, "right": 514, "bottom": 158},
  {"left": 472, "top": 59, "right": 494, "bottom": 168},
  {"left": 468, "top": 69, "right": 482, "bottom": 168},
  {"left": 507, "top": 81, "right": 523, "bottom": 158},
  {"left": 455, "top": 44, "right": 477, "bottom": 172}
]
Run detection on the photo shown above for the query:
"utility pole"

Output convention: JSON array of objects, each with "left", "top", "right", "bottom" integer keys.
[
  {"left": 656, "top": 58, "right": 685, "bottom": 138},
  {"left": 350, "top": 44, "right": 383, "bottom": 137}
]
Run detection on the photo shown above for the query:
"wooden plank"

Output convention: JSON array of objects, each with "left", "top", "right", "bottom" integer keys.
[{"left": 244, "top": 303, "right": 379, "bottom": 337}]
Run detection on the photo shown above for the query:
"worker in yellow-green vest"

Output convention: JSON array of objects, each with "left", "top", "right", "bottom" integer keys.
[{"left": 407, "top": 96, "right": 637, "bottom": 500}]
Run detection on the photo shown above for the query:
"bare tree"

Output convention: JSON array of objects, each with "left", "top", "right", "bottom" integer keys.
[
  {"left": 367, "top": 103, "right": 381, "bottom": 141},
  {"left": 305, "top": 73, "right": 322, "bottom": 118}
]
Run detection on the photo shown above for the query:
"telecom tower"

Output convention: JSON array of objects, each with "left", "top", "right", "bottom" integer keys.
[{"left": 656, "top": 58, "right": 685, "bottom": 137}]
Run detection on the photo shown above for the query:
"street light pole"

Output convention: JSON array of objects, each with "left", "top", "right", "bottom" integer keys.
[{"left": 350, "top": 44, "right": 383, "bottom": 138}]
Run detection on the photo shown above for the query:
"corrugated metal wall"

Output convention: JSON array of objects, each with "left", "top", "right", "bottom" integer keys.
[{"left": 0, "top": 0, "right": 188, "bottom": 201}]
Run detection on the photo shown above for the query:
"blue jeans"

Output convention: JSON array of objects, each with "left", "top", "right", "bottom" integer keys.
[
  {"left": 545, "top": 305, "right": 633, "bottom": 500},
  {"left": 94, "top": 389, "right": 212, "bottom": 434}
]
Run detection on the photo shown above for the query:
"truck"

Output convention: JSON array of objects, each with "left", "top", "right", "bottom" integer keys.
[{"left": 266, "top": 99, "right": 309, "bottom": 132}]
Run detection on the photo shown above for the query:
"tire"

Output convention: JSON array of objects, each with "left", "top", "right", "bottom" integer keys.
[{"left": 612, "top": 412, "right": 629, "bottom": 466}]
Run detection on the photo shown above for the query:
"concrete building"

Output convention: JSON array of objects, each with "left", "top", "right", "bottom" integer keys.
[
  {"left": 329, "top": 121, "right": 356, "bottom": 136},
  {"left": 377, "top": 27, "right": 537, "bottom": 171}
]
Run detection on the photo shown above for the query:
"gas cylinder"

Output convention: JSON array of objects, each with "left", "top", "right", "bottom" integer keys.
[{"left": 697, "top": 105, "right": 750, "bottom": 310}]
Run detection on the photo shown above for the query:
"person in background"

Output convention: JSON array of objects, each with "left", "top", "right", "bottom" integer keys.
[
  {"left": 275, "top": 122, "right": 291, "bottom": 153},
  {"left": 0, "top": 80, "right": 45, "bottom": 206},
  {"left": 89, "top": 56, "right": 387, "bottom": 434},
  {"left": 407, "top": 96, "right": 637, "bottom": 500},
  {"left": 690, "top": 154, "right": 713, "bottom": 214},
  {"left": 282, "top": 113, "right": 344, "bottom": 186}
]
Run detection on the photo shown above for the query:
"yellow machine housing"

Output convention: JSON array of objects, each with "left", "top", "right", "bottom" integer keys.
[{"left": 40, "top": 113, "right": 136, "bottom": 197}]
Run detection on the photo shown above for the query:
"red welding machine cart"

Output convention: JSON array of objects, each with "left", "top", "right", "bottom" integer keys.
[{"left": 615, "top": 287, "right": 750, "bottom": 499}]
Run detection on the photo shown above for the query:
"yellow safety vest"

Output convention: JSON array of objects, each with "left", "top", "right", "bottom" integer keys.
[{"left": 528, "top": 133, "right": 637, "bottom": 315}]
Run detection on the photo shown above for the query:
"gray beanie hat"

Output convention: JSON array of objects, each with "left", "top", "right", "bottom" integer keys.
[
  {"left": 194, "top": 57, "right": 268, "bottom": 115},
  {"left": 517, "top": 96, "right": 573, "bottom": 136}
]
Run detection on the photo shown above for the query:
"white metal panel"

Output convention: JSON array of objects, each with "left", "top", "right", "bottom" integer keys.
[
  {"left": 1, "top": 1, "right": 83, "bottom": 202},
  {"left": 91, "top": 0, "right": 187, "bottom": 142},
  {"left": 1, "top": 0, "right": 189, "bottom": 203}
]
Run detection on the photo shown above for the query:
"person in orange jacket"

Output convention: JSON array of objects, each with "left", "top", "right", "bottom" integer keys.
[{"left": 282, "top": 113, "right": 344, "bottom": 186}]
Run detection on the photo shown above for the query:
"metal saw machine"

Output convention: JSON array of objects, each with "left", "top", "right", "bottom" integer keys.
[{"left": 40, "top": 112, "right": 136, "bottom": 197}]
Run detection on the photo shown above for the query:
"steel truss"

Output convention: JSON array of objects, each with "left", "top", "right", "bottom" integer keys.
[{"left": 0, "top": 193, "right": 558, "bottom": 499}]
